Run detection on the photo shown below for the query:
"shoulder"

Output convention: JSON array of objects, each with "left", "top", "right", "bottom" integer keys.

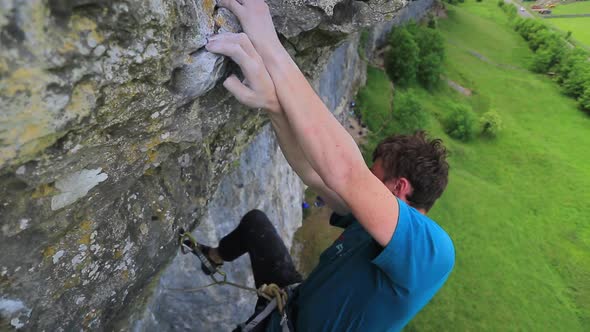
[
  {"left": 372, "top": 199, "right": 455, "bottom": 291},
  {"left": 403, "top": 200, "right": 455, "bottom": 276}
]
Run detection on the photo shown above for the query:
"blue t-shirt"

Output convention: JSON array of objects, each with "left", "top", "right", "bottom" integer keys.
[{"left": 267, "top": 198, "right": 455, "bottom": 332}]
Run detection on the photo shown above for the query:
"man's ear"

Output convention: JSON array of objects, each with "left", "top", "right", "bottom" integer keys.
[
  {"left": 392, "top": 177, "right": 412, "bottom": 200},
  {"left": 383, "top": 178, "right": 398, "bottom": 194}
]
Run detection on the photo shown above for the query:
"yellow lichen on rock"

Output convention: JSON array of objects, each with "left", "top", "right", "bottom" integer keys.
[
  {"left": 77, "top": 220, "right": 94, "bottom": 245},
  {"left": 3, "top": 67, "right": 45, "bottom": 97},
  {"left": 79, "top": 234, "right": 92, "bottom": 246},
  {"left": 70, "top": 15, "right": 105, "bottom": 44},
  {"left": 80, "top": 220, "right": 93, "bottom": 232},
  {"left": 32, "top": 183, "right": 57, "bottom": 199},
  {"left": 203, "top": 0, "right": 216, "bottom": 14},
  {"left": 65, "top": 81, "right": 97, "bottom": 121},
  {"left": 43, "top": 246, "right": 57, "bottom": 259}
]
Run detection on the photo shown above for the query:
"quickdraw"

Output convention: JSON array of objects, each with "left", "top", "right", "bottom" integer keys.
[{"left": 170, "top": 228, "right": 291, "bottom": 319}]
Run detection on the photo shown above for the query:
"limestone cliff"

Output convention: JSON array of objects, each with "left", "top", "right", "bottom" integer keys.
[{"left": 0, "top": 0, "right": 433, "bottom": 330}]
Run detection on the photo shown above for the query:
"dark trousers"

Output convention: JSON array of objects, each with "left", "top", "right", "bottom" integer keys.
[{"left": 218, "top": 210, "right": 302, "bottom": 331}]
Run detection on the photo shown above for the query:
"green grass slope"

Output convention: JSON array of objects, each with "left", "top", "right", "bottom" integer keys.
[
  {"left": 552, "top": 1, "right": 590, "bottom": 15},
  {"left": 403, "top": 2, "right": 590, "bottom": 331},
  {"left": 548, "top": 17, "right": 590, "bottom": 47},
  {"left": 294, "top": 1, "right": 589, "bottom": 330}
]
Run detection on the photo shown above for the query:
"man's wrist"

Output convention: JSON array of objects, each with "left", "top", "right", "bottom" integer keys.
[
  {"left": 264, "top": 102, "right": 283, "bottom": 116},
  {"left": 258, "top": 42, "right": 291, "bottom": 70}
]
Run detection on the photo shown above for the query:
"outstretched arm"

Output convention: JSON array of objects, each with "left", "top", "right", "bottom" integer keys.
[
  {"left": 210, "top": 0, "right": 400, "bottom": 246},
  {"left": 207, "top": 33, "right": 349, "bottom": 214}
]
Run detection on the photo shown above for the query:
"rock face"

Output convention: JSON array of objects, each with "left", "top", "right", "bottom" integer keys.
[
  {"left": 130, "top": 126, "right": 305, "bottom": 332},
  {"left": 0, "top": 0, "right": 432, "bottom": 330}
]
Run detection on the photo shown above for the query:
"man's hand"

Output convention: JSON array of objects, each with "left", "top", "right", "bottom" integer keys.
[
  {"left": 206, "top": 32, "right": 280, "bottom": 113},
  {"left": 217, "top": 0, "right": 282, "bottom": 59}
]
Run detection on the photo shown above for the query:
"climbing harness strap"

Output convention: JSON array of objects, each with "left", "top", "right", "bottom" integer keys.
[
  {"left": 175, "top": 228, "right": 299, "bottom": 331},
  {"left": 240, "top": 283, "right": 300, "bottom": 332}
]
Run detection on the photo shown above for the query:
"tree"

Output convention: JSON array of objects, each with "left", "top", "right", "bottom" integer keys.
[
  {"left": 413, "top": 26, "right": 445, "bottom": 89},
  {"left": 385, "top": 27, "right": 419, "bottom": 86}
]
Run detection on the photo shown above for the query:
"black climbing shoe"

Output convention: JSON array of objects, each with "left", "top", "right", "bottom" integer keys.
[{"left": 183, "top": 240, "right": 223, "bottom": 275}]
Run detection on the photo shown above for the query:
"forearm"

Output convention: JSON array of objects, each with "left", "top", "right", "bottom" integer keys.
[
  {"left": 262, "top": 47, "right": 366, "bottom": 191},
  {"left": 268, "top": 111, "right": 350, "bottom": 214},
  {"left": 268, "top": 111, "right": 317, "bottom": 184}
]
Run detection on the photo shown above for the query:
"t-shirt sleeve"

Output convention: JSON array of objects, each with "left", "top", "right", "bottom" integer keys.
[
  {"left": 371, "top": 198, "right": 455, "bottom": 292},
  {"left": 329, "top": 212, "right": 355, "bottom": 229}
]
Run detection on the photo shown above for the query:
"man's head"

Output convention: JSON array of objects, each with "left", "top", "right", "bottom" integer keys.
[{"left": 370, "top": 131, "right": 449, "bottom": 213}]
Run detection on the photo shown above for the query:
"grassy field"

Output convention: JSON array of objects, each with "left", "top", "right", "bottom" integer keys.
[
  {"left": 543, "top": 1, "right": 590, "bottom": 47},
  {"left": 548, "top": 17, "right": 590, "bottom": 46},
  {"left": 552, "top": 1, "right": 590, "bottom": 15},
  {"left": 294, "top": 0, "right": 590, "bottom": 330}
]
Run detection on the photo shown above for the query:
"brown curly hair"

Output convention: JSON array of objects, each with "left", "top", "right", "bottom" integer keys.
[{"left": 373, "top": 131, "right": 449, "bottom": 211}]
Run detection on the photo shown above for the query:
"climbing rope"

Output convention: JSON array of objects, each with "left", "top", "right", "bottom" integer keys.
[{"left": 166, "top": 228, "right": 290, "bottom": 316}]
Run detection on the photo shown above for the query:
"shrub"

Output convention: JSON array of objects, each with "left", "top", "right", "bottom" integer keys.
[
  {"left": 385, "top": 27, "right": 419, "bottom": 86},
  {"left": 480, "top": 111, "right": 503, "bottom": 137},
  {"left": 358, "top": 28, "right": 370, "bottom": 59},
  {"left": 502, "top": 3, "right": 518, "bottom": 20},
  {"left": 578, "top": 83, "right": 590, "bottom": 114},
  {"left": 427, "top": 13, "right": 438, "bottom": 29},
  {"left": 391, "top": 90, "right": 429, "bottom": 134},
  {"left": 557, "top": 49, "right": 590, "bottom": 98},
  {"left": 498, "top": 0, "right": 505, "bottom": 7},
  {"left": 444, "top": 104, "right": 476, "bottom": 141},
  {"left": 530, "top": 48, "right": 555, "bottom": 73}
]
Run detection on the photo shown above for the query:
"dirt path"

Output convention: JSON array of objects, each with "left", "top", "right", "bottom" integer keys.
[{"left": 446, "top": 78, "right": 472, "bottom": 96}]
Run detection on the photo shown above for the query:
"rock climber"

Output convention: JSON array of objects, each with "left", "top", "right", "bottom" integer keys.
[{"left": 197, "top": 0, "right": 455, "bottom": 331}]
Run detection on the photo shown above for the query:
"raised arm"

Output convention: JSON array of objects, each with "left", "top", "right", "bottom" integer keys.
[
  {"left": 211, "top": 0, "right": 400, "bottom": 246},
  {"left": 268, "top": 111, "right": 351, "bottom": 215},
  {"left": 206, "top": 33, "right": 349, "bottom": 214}
]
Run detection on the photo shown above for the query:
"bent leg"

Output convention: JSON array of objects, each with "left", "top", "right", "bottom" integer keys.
[{"left": 218, "top": 209, "right": 302, "bottom": 288}]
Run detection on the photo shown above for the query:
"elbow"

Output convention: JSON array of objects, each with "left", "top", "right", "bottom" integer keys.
[
  {"left": 321, "top": 160, "right": 362, "bottom": 194},
  {"left": 302, "top": 171, "right": 326, "bottom": 191}
]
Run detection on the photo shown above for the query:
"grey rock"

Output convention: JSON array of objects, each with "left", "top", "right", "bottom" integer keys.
[
  {"left": 130, "top": 126, "right": 305, "bottom": 332},
  {"left": 0, "top": 0, "right": 434, "bottom": 330},
  {"left": 171, "top": 50, "right": 227, "bottom": 105}
]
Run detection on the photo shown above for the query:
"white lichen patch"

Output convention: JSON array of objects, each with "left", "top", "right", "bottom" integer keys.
[
  {"left": 0, "top": 298, "right": 26, "bottom": 315},
  {"left": 51, "top": 168, "right": 108, "bottom": 210},
  {"left": 19, "top": 218, "right": 29, "bottom": 230},
  {"left": 11, "top": 318, "right": 24, "bottom": 329},
  {"left": 178, "top": 153, "right": 191, "bottom": 167},
  {"left": 0, "top": 297, "right": 31, "bottom": 329},
  {"left": 52, "top": 250, "right": 65, "bottom": 264},
  {"left": 139, "top": 223, "right": 149, "bottom": 235},
  {"left": 15, "top": 165, "right": 26, "bottom": 175},
  {"left": 69, "top": 144, "right": 83, "bottom": 153},
  {"left": 71, "top": 254, "right": 85, "bottom": 268}
]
